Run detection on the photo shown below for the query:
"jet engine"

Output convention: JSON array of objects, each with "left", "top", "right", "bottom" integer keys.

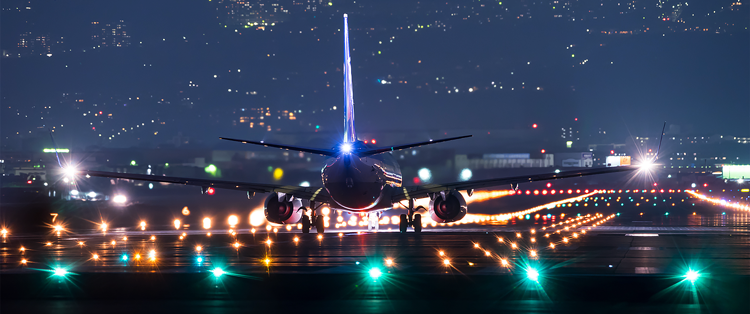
[
  {"left": 264, "top": 193, "right": 303, "bottom": 224},
  {"left": 429, "top": 189, "right": 468, "bottom": 223}
]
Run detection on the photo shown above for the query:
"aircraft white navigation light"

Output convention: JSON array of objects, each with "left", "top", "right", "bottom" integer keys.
[
  {"left": 112, "top": 195, "right": 127, "bottom": 204},
  {"left": 341, "top": 143, "right": 353, "bottom": 153}
]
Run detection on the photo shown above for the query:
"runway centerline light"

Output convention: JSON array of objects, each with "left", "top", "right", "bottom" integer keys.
[{"left": 369, "top": 267, "right": 382, "bottom": 279}]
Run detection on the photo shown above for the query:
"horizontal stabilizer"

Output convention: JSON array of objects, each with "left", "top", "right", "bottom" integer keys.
[
  {"left": 220, "top": 137, "right": 336, "bottom": 156},
  {"left": 358, "top": 135, "right": 472, "bottom": 157}
]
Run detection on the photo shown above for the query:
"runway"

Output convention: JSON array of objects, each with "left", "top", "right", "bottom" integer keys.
[{"left": 2, "top": 190, "right": 749, "bottom": 313}]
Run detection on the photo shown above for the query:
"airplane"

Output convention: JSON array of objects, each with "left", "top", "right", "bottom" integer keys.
[{"left": 61, "top": 14, "right": 658, "bottom": 234}]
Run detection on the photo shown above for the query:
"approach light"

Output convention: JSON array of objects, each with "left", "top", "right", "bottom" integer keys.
[
  {"left": 685, "top": 269, "right": 700, "bottom": 283},
  {"left": 53, "top": 268, "right": 68, "bottom": 277},
  {"left": 527, "top": 268, "right": 540, "bottom": 281},
  {"left": 211, "top": 267, "right": 225, "bottom": 278},
  {"left": 228, "top": 215, "right": 239, "bottom": 227},
  {"left": 369, "top": 267, "right": 382, "bottom": 279},
  {"left": 341, "top": 143, "right": 353, "bottom": 153},
  {"left": 112, "top": 194, "right": 127, "bottom": 204},
  {"left": 385, "top": 258, "right": 394, "bottom": 266}
]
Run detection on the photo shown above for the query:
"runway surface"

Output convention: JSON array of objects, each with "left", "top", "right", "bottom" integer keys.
[{"left": 2, "top": 190, "right": 749, "bottom": 313}]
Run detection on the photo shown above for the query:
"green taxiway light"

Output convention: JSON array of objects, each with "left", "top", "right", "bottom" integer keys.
[{"left": 369, "top": 267, "right": 382, "bottom": 279}]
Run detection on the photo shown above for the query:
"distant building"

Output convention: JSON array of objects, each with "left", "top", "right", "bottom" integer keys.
[{"left": 91, "top": 20, "right": 130, "bottom": 48}]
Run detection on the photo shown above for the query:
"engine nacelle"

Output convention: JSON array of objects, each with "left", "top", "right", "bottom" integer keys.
[
  {"left": 264, "top": 193, "right": 303, "bottom": 224},
  {"left": 429, "top": 189, "right": 468, "bottom": 223}
]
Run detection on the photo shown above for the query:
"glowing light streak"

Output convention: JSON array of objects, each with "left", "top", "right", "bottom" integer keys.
[{"left": 686, "top": 190, "right": 750, "bottom": 212}]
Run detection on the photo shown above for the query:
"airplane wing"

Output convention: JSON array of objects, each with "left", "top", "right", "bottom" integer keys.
[
  {"left": 78, "top": 170, "right": 332, "bottom": 203},
  {"left": 358, "top": 135, "right": 472, "bottom": 157},
  {"left": 219, "top": 137, "right": 336, "bottom": 156},
  {"left": 391, "top": 165, "right": 643, "bottom": 203}
]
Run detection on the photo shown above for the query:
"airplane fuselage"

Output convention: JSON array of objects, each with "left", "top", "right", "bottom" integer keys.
[{"left": 321, "top": 143, "right": 402, "bottom": 212}]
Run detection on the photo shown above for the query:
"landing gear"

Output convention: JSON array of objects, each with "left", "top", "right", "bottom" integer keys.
[
  {"left": 399, "top": 199, "right": 422, "bottom": 233},
  {"left": 367, "top": 212, "right": 380, "bottom": 232},
  {"left": 399, "top": 214, "right": 408, "bottom": 233},
  {"left": 413, "top": 214, "right": 422, "bottom": 233},
  {"left": 315, "top": 215, "right": 325, "bottom": 234},
  {"left": 301, "top": 215, "right": 311, "bottom": 234}
]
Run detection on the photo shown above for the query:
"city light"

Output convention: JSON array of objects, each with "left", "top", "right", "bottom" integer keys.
[
  {"left": 203, "top": 217, "right": 212, "bottom": 229},
  {"left": 174, "top": 219, "right": 181, "bottom": 229}
]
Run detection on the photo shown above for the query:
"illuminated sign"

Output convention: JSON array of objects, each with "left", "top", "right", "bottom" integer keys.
[
  {"left": 722, "top": 165, "right": 750, "bottom": 180},
  {"left": 43, "top": 148, "right": 70, "bottom": 153}
]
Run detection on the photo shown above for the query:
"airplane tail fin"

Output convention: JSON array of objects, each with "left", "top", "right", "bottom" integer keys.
[
  {"left": 343, "top": 14, "right": 356, "bottom": 143},
  {"left": 653, "top": 121, "right": 666, "bottom": 161}
]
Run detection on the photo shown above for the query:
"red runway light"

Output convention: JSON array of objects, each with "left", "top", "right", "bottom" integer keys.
[
  {"left": 525, "top": 190, "right": 531, "bottom": 195},
  {"left": 371, "top": 139, "right": 376, "bottom": 144},
  {"left": 534, "top": 190, "right": 539, "bottom": 195},
  {"left": 541, "top": 149, "right": 546, "bottom": 154},
  {"left": 546, "top": 183, "right": 551, "bottom": 188},
  {"left": 206, "top": 187, "right": 215, "bottom": 195},
  {"left": 27, "top": 180, "right": 32, "bottom": 184}
]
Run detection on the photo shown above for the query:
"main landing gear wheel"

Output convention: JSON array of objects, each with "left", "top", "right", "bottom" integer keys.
[
  {"left": 413, "top": 214, "right": 422, "bottom": 233},
  {"left": 399, "top": 214, "right": 408, "bottom": 233},
  {"left": 301, "top": 215, "right": 311, "bottom": 234},
  {"left": 315, "top": 215, "right": 325, "bottom": 234}
]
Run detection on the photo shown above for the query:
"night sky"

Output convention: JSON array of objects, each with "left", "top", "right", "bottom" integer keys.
[{"left": 2, "top": 0, "right": 748, "bottom": 151}]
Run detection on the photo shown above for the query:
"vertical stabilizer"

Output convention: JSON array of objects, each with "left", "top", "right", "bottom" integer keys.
[{"left": 343, "top": 14, "right": 356, "bottom": 143}]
